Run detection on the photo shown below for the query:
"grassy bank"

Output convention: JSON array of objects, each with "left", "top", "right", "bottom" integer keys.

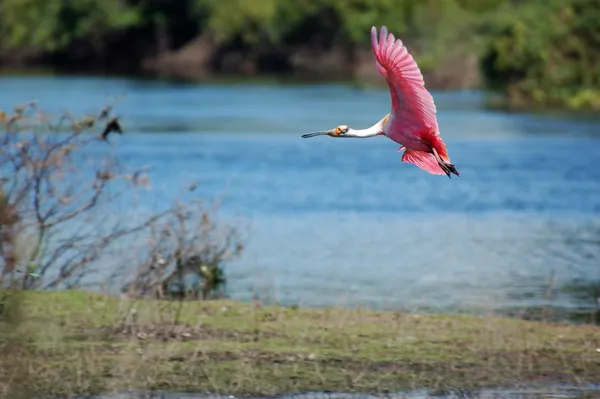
[{"left": 1, "top": 290, "right": 599, "bottom": 397}]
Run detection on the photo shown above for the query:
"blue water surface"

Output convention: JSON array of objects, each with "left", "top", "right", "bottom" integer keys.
[{"left": 1, "top": 76, "right": 599, "bottom": 320}]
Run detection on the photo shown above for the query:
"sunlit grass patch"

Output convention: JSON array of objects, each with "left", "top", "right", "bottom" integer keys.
[{"left": 1, "top": 290, "right": 599, "bottom": 397}]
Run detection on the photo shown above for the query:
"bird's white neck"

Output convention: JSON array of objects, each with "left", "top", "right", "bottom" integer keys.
[{"left": 346, "top": 115, "right": 388, "bottom": 138}]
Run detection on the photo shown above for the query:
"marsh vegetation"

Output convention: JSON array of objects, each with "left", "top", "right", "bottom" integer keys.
[{"left": 2, "top": 290, "right": 600, "bottom": 398}]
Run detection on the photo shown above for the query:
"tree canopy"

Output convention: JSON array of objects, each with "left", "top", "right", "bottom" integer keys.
[{"left": 0, "top": 0, "right": 598, "bottom": 110}]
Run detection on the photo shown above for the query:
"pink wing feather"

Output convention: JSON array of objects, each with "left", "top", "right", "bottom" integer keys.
[
  {"left": 401, "top": 149, "right": 446, "bottom": 175},
  {"left": 370, "top": 26, "right": 438, "bottom": 133}
]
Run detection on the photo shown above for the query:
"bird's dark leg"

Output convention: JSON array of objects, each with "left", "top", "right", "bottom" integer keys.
[{"left": 432, "top": 148, "right": 460, "bottom": 179}]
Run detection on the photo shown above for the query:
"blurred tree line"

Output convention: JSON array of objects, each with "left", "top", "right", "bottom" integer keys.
[{"left": 0, "top": 0, "right": 598, "bottom": 110}]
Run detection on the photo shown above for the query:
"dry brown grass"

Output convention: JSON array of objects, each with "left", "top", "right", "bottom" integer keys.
[{"left": 1, "top": 290, "right": 599, "bottom": 398}]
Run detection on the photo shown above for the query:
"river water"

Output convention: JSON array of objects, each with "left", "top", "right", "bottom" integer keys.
[
  {"left": 1, "top": 75, "right": 599, "bottom": 322},
  {"left": 78, "top": 385, "right": 600, "bottom": 398}
]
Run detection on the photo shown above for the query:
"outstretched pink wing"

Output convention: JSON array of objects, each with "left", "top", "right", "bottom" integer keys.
[{"left": 370, "top": 26, "right": 437, "bottom": 133}]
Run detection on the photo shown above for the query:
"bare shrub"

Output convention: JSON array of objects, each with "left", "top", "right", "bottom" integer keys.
[
  {"left": 0, "top": 101, "right": 244, "bottom": 297},
  {"left": 119, "top": 198, "right": 245, "bottom": 301}
]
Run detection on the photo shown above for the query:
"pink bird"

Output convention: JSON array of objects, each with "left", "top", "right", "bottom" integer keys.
[{"left": 302, "top": 26, "right": 459, "bottom": 178}]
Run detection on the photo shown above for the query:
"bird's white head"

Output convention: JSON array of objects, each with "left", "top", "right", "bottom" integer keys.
[
  {"left": 301, "top": 116, "right": 388, "bottom": 139},
  {"left": 302, "top": 125, "right": 350, "bottom": 138}
]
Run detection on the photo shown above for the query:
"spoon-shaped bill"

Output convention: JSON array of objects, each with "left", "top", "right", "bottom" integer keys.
[{"left": 301, "top": 129, "right": 335, "bottom": 138}]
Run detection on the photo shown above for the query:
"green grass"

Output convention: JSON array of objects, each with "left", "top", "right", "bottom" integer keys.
[{"left": 1, "top": 290, "right": 599, "bottom": 397}]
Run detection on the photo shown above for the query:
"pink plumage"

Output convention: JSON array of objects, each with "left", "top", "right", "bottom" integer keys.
[
  {"left": 370, "top": 26, "right": 459, "bottom": 178},
  {"left": 401, "top": 149, "right": 446, "bottom": 175},
  {"left": 301, "top": 26, "right": 459, "bottom": 178}
]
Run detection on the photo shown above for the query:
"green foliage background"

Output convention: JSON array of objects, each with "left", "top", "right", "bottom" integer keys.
[
  {"left": 480, "top": 0, "right": 600, "bottom": 110},
  {"left": 0, "top": 0, "right": 598, "bottom": 110}
]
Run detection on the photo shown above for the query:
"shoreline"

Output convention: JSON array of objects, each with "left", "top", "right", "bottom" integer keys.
[
  {"left": 1, "top": 290, "right": 599, "bottom": 397},
  {"left": 0, "top": 43, "right": 481, "bottom": 93}
]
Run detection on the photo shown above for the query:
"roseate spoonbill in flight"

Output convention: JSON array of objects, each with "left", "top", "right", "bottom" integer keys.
[{"left": 302, "top": 26, "right": 459, "bottom": 178}]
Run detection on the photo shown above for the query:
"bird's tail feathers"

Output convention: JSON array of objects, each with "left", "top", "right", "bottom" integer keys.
[
  {"left": 422, "top": 128, "right": 459, "bottom": 178},
  {"left": 421, "top": 128, "right": 450, "bottom": 163}
]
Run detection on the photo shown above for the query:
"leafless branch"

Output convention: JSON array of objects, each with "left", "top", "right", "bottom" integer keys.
[
  {"left": 1, "top": 100, "right": 246, "bottom": 300},
  {"left": 0, "top": 102, "right": 160, "bottom": 289}
]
